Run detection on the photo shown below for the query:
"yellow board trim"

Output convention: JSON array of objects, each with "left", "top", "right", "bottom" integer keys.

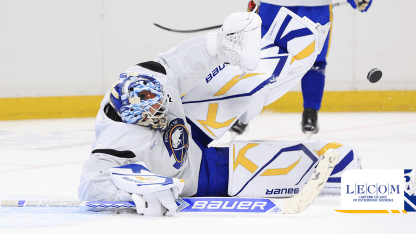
[
  {"left": 0, "top": 95, "right": 104, "bottom": 120},
  {"left": 263, "top": 90, "right": 416, "bottom": 113},
  {"left": 0, "top": 90, "right": 415, "bottom": 121}
]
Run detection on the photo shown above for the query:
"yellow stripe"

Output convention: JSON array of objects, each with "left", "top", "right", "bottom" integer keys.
[
  {"left": 0, "top": 90, "right": 415, "bottom": 121},
  {"left": 290, "top": 41, "right": 315, "bottom": 64},
  {"left": 403, "top": 210, "right": 407, "bottom": 213},
  {"left": 326, "top": 5, "right": 333, "bottom": 58},
  {"left": 335, "top": 210, "right": 390, "bottom": 213},
  {"left": 315, "top": 142, "right": 343, "bottom": 156},
  {"left": 263, "top": 90, "right": 416, "bottom": 113},
  {"left": 214, "top": 73, "right": 263, "bottom": 96},
  {"left": 391, "top": 210, "right": 400, "bottom": 214},
  {"left": 261, "top": 157, "right": 301, "bottom": 176},
  {"left": 197, "top": 103, "right": 237, "bottom": 138},
  {"left": 233, "top": 143, "right": 259, "bottom": 173},
  {"left": 135, "top": 176, "right": 156, "bottom": 181}
]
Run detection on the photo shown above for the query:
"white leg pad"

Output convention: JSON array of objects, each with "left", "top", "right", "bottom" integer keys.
[{"left": 228, "top": 140, "right": 360, "bottom": 197}]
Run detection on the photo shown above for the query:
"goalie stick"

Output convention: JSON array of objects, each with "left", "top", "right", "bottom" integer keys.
[
  {"left": 153, "top": 2, "right": 348, "bottom": 33},
  {"left": 153, "top": 23, "right": 222, "bottom": 33},
  {"left": 1, "top": 149, "right": 338, "bottom": 214}
]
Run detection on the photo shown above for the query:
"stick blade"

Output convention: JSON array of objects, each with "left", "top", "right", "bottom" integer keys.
[{"left": 282, "top": 149, "right": 339, "bottom": 214}]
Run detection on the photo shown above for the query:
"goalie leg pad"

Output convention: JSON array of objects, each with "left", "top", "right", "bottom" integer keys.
[
  {"left": 228, "top": 140, "right": 360, "bottom": 197},
  {"left": 319, "top": 141, "right": 362, "bottom": 194}
]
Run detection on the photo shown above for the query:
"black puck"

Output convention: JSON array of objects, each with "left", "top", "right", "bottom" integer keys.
[{"left": 367, "top": 68, "right": 382, "bottom": 83}]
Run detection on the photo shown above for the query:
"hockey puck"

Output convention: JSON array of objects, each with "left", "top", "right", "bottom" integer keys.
[{"left": 367, "top": 68, "right": 382, "bottom": 83}]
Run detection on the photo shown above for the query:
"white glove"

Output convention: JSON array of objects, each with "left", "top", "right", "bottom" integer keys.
[
  {"left": 110, "top": 162, "right": 185, "bottom": 216},
  {"left": 206, "top": 11, "right": 262, "bottom": 72},
  {"left": 348, "top": 0, "right": 372, "bottom": 12},
  {"left": 356, "top": 0, "right": 372, "bottom": 12},
  {"left": 131, "top": 189, "right": 178, "bottom": 216}
]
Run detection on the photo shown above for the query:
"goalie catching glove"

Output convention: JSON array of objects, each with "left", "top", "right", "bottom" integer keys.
[
  {"left": 206, "top": 11, "right": 262, "bottom": 73},
  {"left": 110, "top": 163, "right": 185, "bottom": 216}
]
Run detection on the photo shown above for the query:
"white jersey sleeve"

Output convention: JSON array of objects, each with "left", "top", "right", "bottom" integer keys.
[{"left": 155, "top": 36, "right": 221, "bottom": 96}]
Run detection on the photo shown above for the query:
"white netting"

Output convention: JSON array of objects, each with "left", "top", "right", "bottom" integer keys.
[{"left": 219, "top": 30, "right": 246, "bottom": 64}]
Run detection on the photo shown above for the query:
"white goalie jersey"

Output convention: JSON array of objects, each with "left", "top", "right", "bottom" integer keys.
[
  {"left": 79, "top": 36, "right": 221, "bottom": 201},
  {"left": 79, "top": 8, "right": 333, "bottom": 202}
]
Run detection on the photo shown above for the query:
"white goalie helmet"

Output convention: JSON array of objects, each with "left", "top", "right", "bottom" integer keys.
[{"left": 109, "top": 71, "right": 169, "bottom": 130}]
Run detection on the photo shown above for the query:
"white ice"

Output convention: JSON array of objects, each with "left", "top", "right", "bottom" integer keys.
[{"left": 1, "top": 112, "right": 415, "bottom": 233}]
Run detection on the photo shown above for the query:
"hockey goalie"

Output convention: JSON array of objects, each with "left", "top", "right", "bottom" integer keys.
[{"left": 78, "top": 8, "right": 361, "bottom": 216}]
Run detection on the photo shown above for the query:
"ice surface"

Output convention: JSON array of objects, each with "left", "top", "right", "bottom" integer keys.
[{"left": 0, "top": 113, "right": 415, "bottom": 233}]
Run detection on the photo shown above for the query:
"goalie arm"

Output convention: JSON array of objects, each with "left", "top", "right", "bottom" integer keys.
[
  {"left": 110, "top": 162, "right": 185, "bottom": 216},
  {"left": 155, "top": 12, "right": 262, "bottom": 96},
  {"left": 155, "top": 36, "right": 220, "bottom": 96}
]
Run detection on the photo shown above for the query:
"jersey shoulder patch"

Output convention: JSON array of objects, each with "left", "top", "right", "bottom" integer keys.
[{"left": 163, "top": 118, "right": 189, "bottom": 169}]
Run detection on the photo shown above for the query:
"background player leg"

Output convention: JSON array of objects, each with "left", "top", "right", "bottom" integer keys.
[
  {"left": 301, "top": 62, "right": 326, "bottom": 139},
  {"left": 250, "top": 2, "right": 332, "bottom": 139}
]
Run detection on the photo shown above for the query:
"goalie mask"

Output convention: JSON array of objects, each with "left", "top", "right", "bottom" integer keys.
[{"left": 109, "top": 72, "right": 168, "bottom": 130}]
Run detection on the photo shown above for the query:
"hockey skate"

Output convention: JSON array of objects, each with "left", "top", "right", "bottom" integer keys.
[
  {"left": 302, "top": 108, "right": 319, "bottom": 140},
  {"left": 229, "top": 120, "right": 249, "bottom": 141}
]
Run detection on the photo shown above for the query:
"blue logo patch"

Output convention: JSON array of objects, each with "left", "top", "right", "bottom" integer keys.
[
  {"left": 163, "top": 118, "right": 189, "bottom": 169},
  {"left": 405, "top": 169, "right": 416, "bottom": 212}
]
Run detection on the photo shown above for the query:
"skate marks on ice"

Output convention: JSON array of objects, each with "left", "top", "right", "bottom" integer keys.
[
  {"left": 0, "top": 114, "right": 415, "bottom": 233},
  {"left": 0, "top": 118, "right": 95, "bottom": 150}
]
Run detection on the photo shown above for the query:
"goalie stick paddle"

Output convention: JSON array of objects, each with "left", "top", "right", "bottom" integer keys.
[
  {"left": 1, "top": 149, "right": 338, "bottom": 214},
  {"left": 153, "top": 2, "right": 348, "bottom": 33}
]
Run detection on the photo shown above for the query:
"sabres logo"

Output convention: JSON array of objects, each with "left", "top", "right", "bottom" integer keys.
[
  {"left": 163, "top": 118, "right": 189, "bottom": 169},
  {"left": 405, "top": 169, "right": 416, "bottom": 195},
  {"left": 404, "top": 169, "right": 416, "bottom": 212}
]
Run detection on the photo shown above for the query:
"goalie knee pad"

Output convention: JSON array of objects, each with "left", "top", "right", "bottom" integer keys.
[{"left": 228, "top": 140, "right": 361, "bottom": 197}]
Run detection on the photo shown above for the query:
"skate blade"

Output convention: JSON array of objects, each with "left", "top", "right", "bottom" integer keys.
[
  {"left": 305, "top": 131, "right": 312, "bottom": 140},
  {"left": 230, "top": 132, "right": 238, "bottom": 142}
]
